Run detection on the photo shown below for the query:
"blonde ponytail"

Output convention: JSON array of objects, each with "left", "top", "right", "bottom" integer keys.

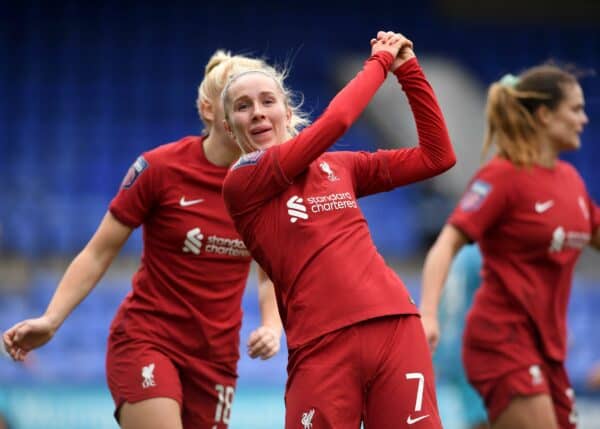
[
  {"left": 483, "top": 83, "right": 542, "bottom": 166},
  {"left": 482, "top": 64, "right": 577, "bottom": 166}
]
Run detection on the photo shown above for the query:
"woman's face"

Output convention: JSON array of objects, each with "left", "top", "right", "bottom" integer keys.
[
  {"left": 545, "top": 83, "right": 588, "bottom": 152},
  {"left": 224, "top": 72, "right": 291, "bottom": 153}
]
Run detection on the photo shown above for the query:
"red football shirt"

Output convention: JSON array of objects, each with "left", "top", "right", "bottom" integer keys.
[
  {"left": 223, "top": 55, "right": 455, "bottom": 349},
  {"left": 109, "top": 136, "right": 252, "bottom": 363},
  {"left": 450, "top": 156, "right": 600, "bottom": 361}
]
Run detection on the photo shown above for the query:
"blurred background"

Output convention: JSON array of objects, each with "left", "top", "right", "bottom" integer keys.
[{"left": 1, "top": 1, "right": 599, "bottom": 428}]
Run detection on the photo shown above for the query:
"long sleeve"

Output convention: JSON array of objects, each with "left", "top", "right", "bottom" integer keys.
[
  {"left": 381, "top": 59, "right": 455, "bottom": 187},
  {"left": 275, "top": 51, "right": 394, "bottom": 181}
]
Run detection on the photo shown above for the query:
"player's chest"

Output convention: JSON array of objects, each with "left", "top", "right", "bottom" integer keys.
[
  {"left": 275, "top": 160, "right": 359, "bottom": 226},
  {"left": 148, "top": 177, "right": 241, "bottom": 246},
  {"left": 503, "top": 174, "right": 591, "bottom": 253}
]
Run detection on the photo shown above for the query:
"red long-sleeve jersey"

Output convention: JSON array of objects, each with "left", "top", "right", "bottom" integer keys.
[{"left": 223, "top": 54, "right": 455, "bottom": 349}]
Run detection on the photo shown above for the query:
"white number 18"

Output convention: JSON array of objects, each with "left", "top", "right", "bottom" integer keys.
[{"left": 214, "top": 384, "right": 235, "bottom": 424}]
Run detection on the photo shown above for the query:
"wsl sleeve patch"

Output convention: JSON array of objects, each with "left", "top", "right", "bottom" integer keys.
[
  {"left": 121, "top": 156, "right": 149, "bottom": 189},
  {"left": 232, "top": 150, "right": 265, "bottom": 170},
  {"left": 459, "top": 179, "right": 491, "bottom": 211}
]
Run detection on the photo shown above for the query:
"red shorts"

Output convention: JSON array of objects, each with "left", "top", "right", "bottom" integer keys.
[
  {"left": 285, "top": 315, "right": 442, "bottom": 429},
  {"left": 463, "top": 335, "right": 577, "bottom": 428},
  {"left": 106, "top": 332, "right": 238, "bottom": 429}
]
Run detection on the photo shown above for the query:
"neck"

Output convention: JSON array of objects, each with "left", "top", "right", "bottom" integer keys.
[
  {"left": 537, "top": 137, "right": 558, "bottom": 168},
  {"left": 202, "top": 132, "right": 241, "bottom": 167}
]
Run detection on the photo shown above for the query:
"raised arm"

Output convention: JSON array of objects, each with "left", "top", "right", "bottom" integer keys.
[
  {"left": 276, "top": 32, "right": 411, "bottom": 180},
  {"left": 399, "top": 55, "right": 454, "bottom": 166},
  {"left": 420, "top": 224, "right": 469, "bottom": 351},
  {"left": 377, "top": 49, "right": 455, "bottom": 188},
  {"left": 2, "top": 212, "right": 131, "bottom": 361}
]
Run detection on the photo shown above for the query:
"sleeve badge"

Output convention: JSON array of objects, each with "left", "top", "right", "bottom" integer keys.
[
  {"left": 231, "top": 150, "right": 265, "bottom": 170},
  {"left": 459, "top": 179, "right": 491, "bottom": 212},
  {"left": 121, "top": 156, "right": 148, "bottom": 189}
]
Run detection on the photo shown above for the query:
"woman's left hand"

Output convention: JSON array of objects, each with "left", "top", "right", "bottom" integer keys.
[
  {"left": 370, "top": 31, "right": 413, "bottom": 66},
  {"left": 247, "top": 325, "right": 281, "bottom": 360}
]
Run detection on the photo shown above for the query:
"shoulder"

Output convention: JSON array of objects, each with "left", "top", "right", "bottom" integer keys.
[
  {"left": 466, "top": 157, "right": 513, "bottom": 189},
  {"left": 140, "top": 136, "right": 203, "bottom": 178},
  {"left": 231, "top": 150, "right": 267, "bottom": 171},
  {"left": 478, "top": 156, "right": 515, "bottom": 176},
  {"left": 145, "top": 136, "right": 201, "bottom": 165},
  {"left": 458, "top": 159, "right": 513, "bottom": 211},
  {"left": 473, "top": 157, "right": 525, "bottom": 187},
  {"left": 121, "top": 136, "right": 201, "bottom": 189},
  {"left": 556, "top": 159, "right": 584, "bottom": 182}
]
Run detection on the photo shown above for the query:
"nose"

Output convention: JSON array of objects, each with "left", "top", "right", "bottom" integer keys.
[{"left": 252, "top": 102, "right": 266, "bottom": 120}]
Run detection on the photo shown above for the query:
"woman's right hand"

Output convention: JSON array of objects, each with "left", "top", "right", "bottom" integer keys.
[
  {"left": 2, "top": 316, "right": 58, "bottom": 361},
  {"left": 370, "top": 31, "right": 413, "bottom": 67},
  {"left": 420, "top": 314, "right": 441, "bottom": 352}
]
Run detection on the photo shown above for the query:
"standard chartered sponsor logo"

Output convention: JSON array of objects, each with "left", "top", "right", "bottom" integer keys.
[
  {"left": 549, "top": 226, "right": 590, "bottom": 252},
  {"left": 183, "top": 227, "right": 204, "bottom": 254},
  {"left": 287, "top": 192, "right": 357, "bottom": 223},
  {"left": 205, "top": 235, "right": 249, "bottom": 256},
  {"left": 183, "top": 227, "right": 249, "bottom": 257},
  {"left": 306, "top": 192, "right": 357, "bottom": 213},
  {"left": 287, "top": 196, "right": 309, "bottom": 223}
]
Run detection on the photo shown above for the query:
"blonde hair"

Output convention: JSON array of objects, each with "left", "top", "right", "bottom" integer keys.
[
  {"left": 197, "top": 50, "right": 274, "bottom": 133},
  {"left": 483, "top": 65, "right": 578, "bottom": 166},
  {"left": 221, "top": 67, "right": 310, "bottom": 152}
]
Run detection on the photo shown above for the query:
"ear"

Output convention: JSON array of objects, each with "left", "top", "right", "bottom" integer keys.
[
  {"left": 223, "top": 119, "right": 235, "bottom": 140},
  {"left": 200, "top": 100, "right": 214, "bottom": 123},
  {"left": 535, "top": 105, "right": 553, "bottom": 127}
]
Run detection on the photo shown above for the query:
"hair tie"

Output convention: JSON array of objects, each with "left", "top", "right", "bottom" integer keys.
[{"left": 499, "top": 73, "right": 520, "bottom": 88}]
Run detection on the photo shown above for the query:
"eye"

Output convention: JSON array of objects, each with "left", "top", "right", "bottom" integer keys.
[{"left": 235, "top": 101, "right": 249, "bottom": 111}]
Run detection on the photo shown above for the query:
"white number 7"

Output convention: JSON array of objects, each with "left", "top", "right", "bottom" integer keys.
[{"left": 405, "top": 372, "right": 425, "bottom": 412}]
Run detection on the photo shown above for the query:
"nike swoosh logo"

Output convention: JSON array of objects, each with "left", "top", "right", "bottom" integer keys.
[
  {"left": 180, "top": 197, "right": 204, "bottom": 207},
  {"left": 535, "top": 200, "right": 554, "bottom": 213},
  {"left": 407, "top": 414, "right": 430, "bottom": 425}
]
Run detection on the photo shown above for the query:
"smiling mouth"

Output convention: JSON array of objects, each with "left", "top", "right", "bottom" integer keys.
[{"left": 251, "top": 128, "right": 272, "bottom": 136}]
